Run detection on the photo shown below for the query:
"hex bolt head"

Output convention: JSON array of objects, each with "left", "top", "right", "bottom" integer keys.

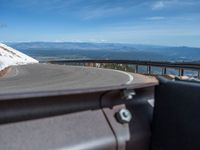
[
  {"left": 122, "top": 90, "right": 136, "bottom": 100},
  {"left": 116, "top": 108, "right": 132, "bottom": 124}
]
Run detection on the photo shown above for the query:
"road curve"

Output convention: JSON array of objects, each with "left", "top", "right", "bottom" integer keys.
[{"left": 0, "top": 63, "right": 136, "bottom": 95}]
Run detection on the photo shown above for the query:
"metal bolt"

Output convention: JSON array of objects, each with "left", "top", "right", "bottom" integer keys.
[
  {"left": 116, "top": 108, "right": 132, "bottom": 124},
  {"left": 122, "top": 89, "right": 136, "bottom": 100}
]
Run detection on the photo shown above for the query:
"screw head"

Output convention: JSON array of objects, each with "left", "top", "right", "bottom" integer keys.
[{"left": 116, "top": 108, "right": 132, "bottom": 124}]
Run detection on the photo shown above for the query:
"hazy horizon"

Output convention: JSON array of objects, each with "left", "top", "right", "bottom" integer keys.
[{"left": 2, "top": 41, "right": 200, "bottom": 49}]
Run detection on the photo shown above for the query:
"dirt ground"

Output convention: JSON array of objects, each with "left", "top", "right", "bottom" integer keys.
[{"left": 0, "top": 67, "right": 11, "bottom": 77}]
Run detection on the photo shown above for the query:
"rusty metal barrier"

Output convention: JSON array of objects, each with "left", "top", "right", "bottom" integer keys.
[{"left": 46, "top": 59, "right": 200, "bottom": 78}]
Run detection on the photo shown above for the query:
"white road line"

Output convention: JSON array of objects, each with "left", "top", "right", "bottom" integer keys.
[
  {"left": 15, "top": 67, "right": 19, "bottom": 76},
  {"left": 3, "top": 67, "right": 19, "bottom": 78},
  {"left": 84, "top": 66, "right": 134, "bottom": 85},
  {"left": 112, "top": 70, "right": 134, "bottom": 85}
]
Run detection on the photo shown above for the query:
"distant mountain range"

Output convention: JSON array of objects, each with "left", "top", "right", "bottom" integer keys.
[
  {"left": 4, "top": 42, "right": 200, "bottom": 62},
  {"left": 6, "top": 42, "right": 140, "bottom": 51}
]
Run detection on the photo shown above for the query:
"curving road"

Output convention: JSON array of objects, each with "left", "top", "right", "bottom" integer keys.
[{"left": 0, "top": 63, "right": 137, "bottom": 95}]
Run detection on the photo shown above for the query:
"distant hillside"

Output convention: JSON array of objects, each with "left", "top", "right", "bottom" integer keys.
[
  {"left": 5, "top": 42, "right": 200, "bottom": 62},
  {"left": 7, "top": 42, "right": 138, "bottom": 51}
]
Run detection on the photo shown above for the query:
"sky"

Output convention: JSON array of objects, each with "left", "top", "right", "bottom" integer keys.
[{"left": 0, "top": 0, "right": 200, "bottom": 47}]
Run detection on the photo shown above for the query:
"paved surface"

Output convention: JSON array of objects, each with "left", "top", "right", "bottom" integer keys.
[{"left": 0, "top": 63, "right": 137, "bottom": 94}]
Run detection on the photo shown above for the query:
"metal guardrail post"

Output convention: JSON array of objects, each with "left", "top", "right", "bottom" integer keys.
[
  {"left": 178, "top": 68, "right": 184, "bottom": 76},
  {"left": 147, "top": 65, "right": 151, "bottom": 75},
  {"left": 162, "top": 67, "right": 167, "bottom": 75},
  {"left": 135, "top": 65, "right": 138, "bottom": 73}
]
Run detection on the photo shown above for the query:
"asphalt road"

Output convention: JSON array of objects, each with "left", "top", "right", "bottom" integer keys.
[{"left": 0, "top": 63, "right": 136, "bottom": 94}]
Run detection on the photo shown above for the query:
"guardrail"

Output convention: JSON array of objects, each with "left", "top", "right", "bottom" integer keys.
[{"left": 46, "top": 60, "right": 200, "bottom": 79}]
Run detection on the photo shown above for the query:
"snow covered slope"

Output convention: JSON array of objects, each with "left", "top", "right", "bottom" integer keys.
[{"left": 0, "top": 43, "right": 38, "bottom": 71}]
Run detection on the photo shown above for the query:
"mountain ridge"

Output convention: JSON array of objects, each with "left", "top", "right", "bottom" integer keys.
[{"left": 4, "top": 42, "right": 200, "bottom": 62}]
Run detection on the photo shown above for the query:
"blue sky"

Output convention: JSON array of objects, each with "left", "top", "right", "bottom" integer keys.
[{"left": 0, "top": 0, "right": 200, "bottom": 47}]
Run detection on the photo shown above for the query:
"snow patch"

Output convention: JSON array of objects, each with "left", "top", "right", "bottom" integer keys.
[{"left": 0, "top": 43, "right": 38, "bottom": 71}]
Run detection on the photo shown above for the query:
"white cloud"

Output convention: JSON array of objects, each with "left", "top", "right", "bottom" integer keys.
[
  {"left": 152, "top": 1, "right": 165, "bottom": 10},
  {"left": 145, "top": 16, "right": 165, "bottom": 20}
]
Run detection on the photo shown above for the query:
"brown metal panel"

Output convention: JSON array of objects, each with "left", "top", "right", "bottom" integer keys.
[
  {"left": 103, "top": 105, "right": 130, "bottom": 150},
  {"left": 0, "top": 110, "right": 116, "bottom": 150}
]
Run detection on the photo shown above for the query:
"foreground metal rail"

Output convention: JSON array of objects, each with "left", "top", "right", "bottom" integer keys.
[
  {"left": 47, "top": 59, "right": 200, "bottom": 78},
  {"left": 0, "top": 71, "right": 157, "bottom": 149}
]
